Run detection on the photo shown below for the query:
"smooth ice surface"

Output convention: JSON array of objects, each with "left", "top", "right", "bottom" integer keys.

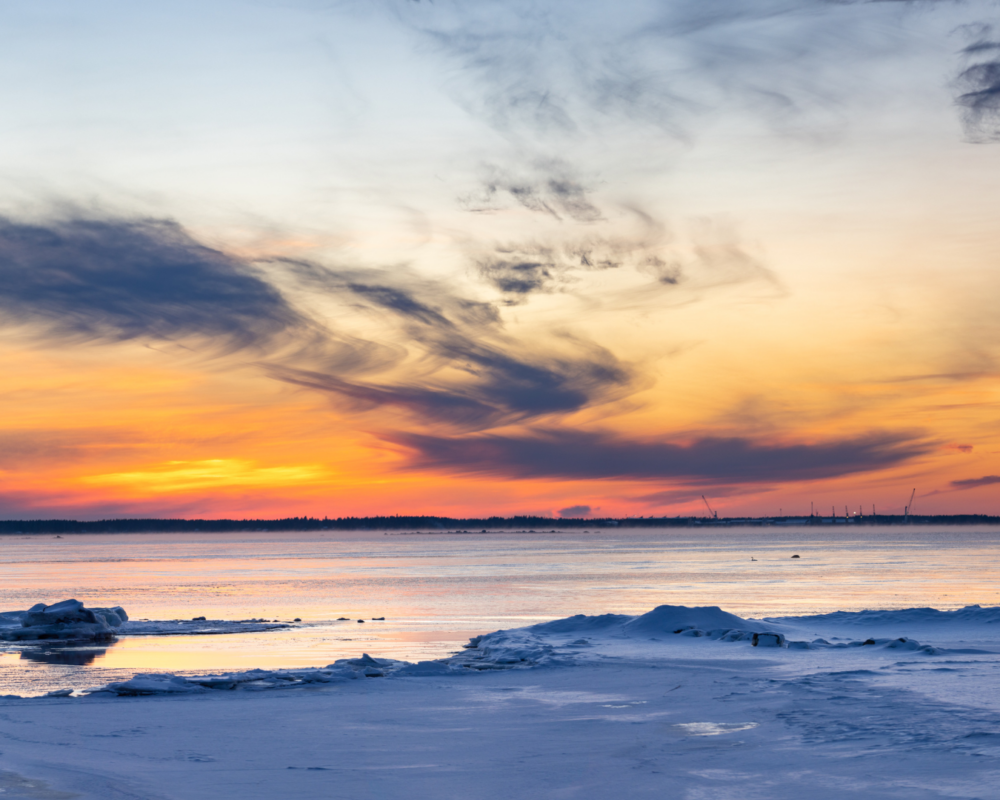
[{"left": 0, "top": 601, "right": 999, "bottom": 799}]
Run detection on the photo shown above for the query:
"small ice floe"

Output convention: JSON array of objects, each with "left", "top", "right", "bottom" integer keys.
[
  {"left": 0, "top": 599, "right": 128, "bottom": 642},
  {"left": 675, "top": 722, "right": 758, "bottom": 737},
  {"left": 119, "top": 619, "right": 291, "bottom": 636}
]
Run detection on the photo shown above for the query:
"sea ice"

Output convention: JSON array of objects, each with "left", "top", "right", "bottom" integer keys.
[
  {"left": 0, "top": 599, "right": 128, "bottom": 642},
  {"left": 2, "top": 603, "right": 999, "bottom": 799}
]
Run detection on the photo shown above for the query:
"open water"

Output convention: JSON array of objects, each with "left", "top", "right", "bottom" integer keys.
[{"left": 0, "top": 525, "right": 997, "bottom": 695}]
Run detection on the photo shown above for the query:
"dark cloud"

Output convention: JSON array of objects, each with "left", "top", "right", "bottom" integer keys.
[
  {"left": 346, "top": 283, "right": 455, "bottom": 328},
  {"left": 393, "top": 428, "right": 929, "bottom": 482},
  {"left": 0, "top": 216, "right": 307, "bottom": 353},
  {"left": 954, "top": 27, "right": 1000, "bottom": 142},
  {"left": 264, "top": 366, "right": 507, "bottom": 428},
  {"left": 558, "top": 504, "right": 591, "bottom": 517},
  {"left": 950, "top": 475, "right": 1000, "bottom": 490}
]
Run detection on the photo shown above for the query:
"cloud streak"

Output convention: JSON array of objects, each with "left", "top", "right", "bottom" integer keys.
[
  {"left": 950, "top": 475, "right": 1000, "bottom": 490},
  {"left": 394, "top": 428, "right": 930, "bottom": 483}
]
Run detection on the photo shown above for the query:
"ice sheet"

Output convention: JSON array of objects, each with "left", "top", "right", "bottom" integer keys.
[{"left": 0, "top": 603, "right": 997, "bottom": 799}]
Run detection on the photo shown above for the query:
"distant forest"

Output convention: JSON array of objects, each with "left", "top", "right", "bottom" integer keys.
[{"left": 0, "top": 514, "right": 998, "bottom": 533}]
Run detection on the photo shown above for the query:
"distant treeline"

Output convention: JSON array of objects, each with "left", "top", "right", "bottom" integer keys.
[{"left": 0, "top": 514, "right": 998, "bottom": 534}]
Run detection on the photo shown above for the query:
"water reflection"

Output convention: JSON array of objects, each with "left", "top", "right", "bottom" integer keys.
[{"left": 19, "top": 642, "right": 114, "bottom": 666}]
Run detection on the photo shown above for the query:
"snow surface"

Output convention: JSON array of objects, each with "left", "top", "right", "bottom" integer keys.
[{"left": 1, "top": 603, "right": 999, "bottom": 799}]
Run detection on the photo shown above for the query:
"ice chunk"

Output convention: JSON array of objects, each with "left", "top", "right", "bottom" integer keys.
[
  {"left": 102, "top": 675, "right": 209, "bottom": 696},
  {"left": 395, "top": 661, "right": 457, "bottom": 677},
  {"left": 93, "top": 606, "right": 128, "bottom": 626},
  {"left": 22, "top": 599, "right": 97, "bottom": 627},
  {"left": 1, "top": 599, "right": 128, "bottom": 642},
  {"left": 675, "top": 722, "right": 758, "bottom": 736},
  {"left": 449, "top": 629, "right": 566, "bottom": 670},
  {"left": 344, "top": 653, "right": 385, "bottom": 667}
]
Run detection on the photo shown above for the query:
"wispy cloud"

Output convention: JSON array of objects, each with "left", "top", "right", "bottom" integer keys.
[
  {"left": 266, "top": 320, "right": 634, "bottom": 430},
  {"left": 461, "top": 161, "right": 603, "bottom": 222},
  {"left": 394, "top": 0, "right": 933, "bottom": 148},
  {"left": 0, "top": 213, "right": 639, "bottom": 432},
  {"left": 472, "top": 216, "right": 780, "bottom": 304}
]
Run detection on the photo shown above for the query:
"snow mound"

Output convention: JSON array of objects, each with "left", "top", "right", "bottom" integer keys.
[
  {"left": 461, "top": 606, "right": 944, "bottom": 655},
  {"left": 529, "top": 613, "right": 631, "bottom": 635},
  {"left": 624, "top": 605, "right": 770, "bottom": 637},
  {"left": 0, "top": 599, "right": 128, "bottom": 642}
]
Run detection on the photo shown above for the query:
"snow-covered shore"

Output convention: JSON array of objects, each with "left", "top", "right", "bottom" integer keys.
[{"left": 1, "top": 604, "right": 998, "bottom": 799}]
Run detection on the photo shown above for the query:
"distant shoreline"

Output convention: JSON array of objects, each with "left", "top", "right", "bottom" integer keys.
[{"left": 0, "top": 514, "right": 998, "bottom": 534}]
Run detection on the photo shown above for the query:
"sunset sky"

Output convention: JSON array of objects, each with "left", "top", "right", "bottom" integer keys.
[{"left": 1, "top": 0, "right": 999, "bottom": 519}]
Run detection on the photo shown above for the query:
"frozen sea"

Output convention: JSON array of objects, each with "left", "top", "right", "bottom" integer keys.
[
  {"left": 0, "top": 525, "right": 997, "bottom": 696},
  {"left": 1, "top": 525, "right": 999, "bottom": 799}
]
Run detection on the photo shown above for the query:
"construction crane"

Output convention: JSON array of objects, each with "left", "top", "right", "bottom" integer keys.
[
  {"left": 904, "top": 488, "right": 916, "bottom": 519},
  {"left": 701, "top": 495, "right": 718, "bottom": 520}
]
